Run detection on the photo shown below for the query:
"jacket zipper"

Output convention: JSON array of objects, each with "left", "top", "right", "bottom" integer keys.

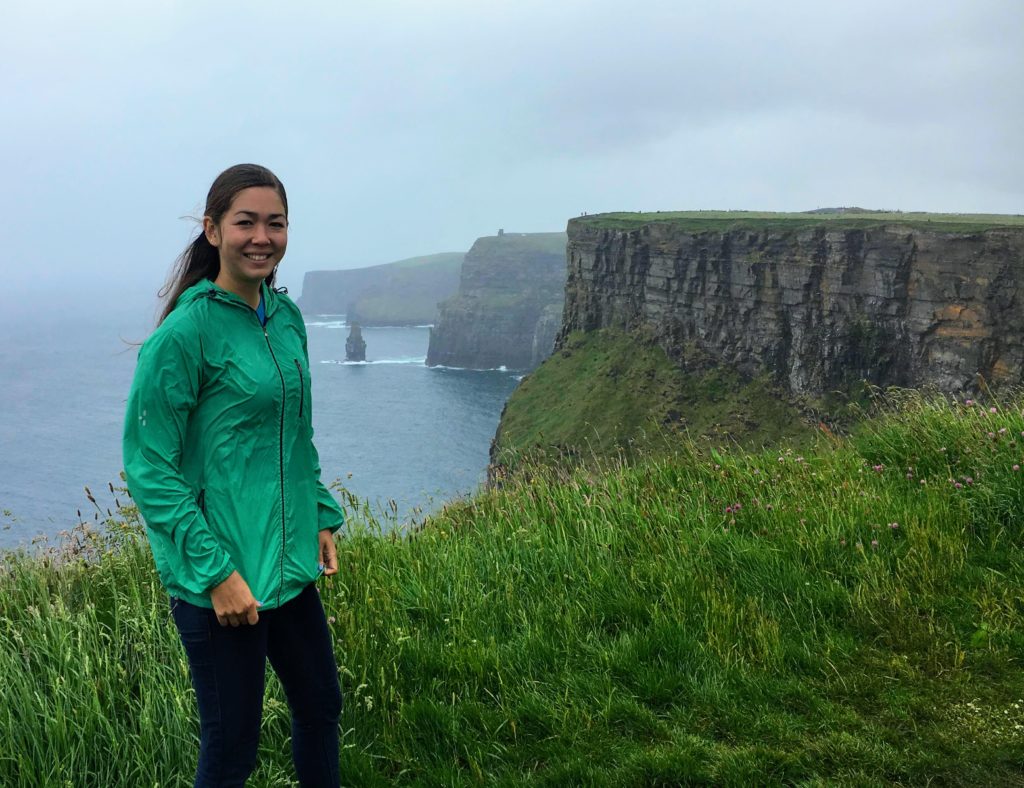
[
  {"left": 263, "top": 325, "right": 288, "bottom": 609},
  {"left": 294, "top": 359, "right": 304, "bottom": 420}
]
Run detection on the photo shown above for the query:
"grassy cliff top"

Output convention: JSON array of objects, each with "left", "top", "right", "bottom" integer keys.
[
  {"left": 574, "top": 210, "right": 1024, "bottom": 234},
  {"left": 471, "top": 231, "right": 567, "bottom": 255}
]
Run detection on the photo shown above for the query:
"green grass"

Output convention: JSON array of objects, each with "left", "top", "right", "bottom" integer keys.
[
  {"left": 576, "top": 210, "right": 1024, "bottom": 234},
  {"left": 494, "top": 330, "right": 819, "bottom": 468},
  {"left": 3, "top": 394, "right": 1024, "bottom": 785},
  {"left": 477, "top": 232, "right": 568, "bottom": 255}
]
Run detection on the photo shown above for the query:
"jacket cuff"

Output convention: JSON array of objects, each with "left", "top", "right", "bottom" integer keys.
[{"left": 203, "top": 561, "right": 237, "bottom": 594}]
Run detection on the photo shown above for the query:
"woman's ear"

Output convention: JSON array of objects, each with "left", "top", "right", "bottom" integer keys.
[{"left": 203, "top": 216, "right": 220, "bottom": 247}]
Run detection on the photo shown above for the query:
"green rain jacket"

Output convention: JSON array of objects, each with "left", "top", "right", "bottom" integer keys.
[{"left": 123, "top": 279, "right": 344, "bottom": 610}]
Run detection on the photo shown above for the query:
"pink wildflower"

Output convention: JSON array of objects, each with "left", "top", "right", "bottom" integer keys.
[
  {"left": 1013, "top": 465, "right": 1020, "bottom": 472},
  {"left": 965, "top": 399, "right": 974, "bottom": 406},
  {"left": 871, "top": 539, "right": 879, "bottom": 550}
]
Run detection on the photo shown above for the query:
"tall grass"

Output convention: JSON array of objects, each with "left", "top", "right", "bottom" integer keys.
[{"left": 2, "top": 392, "right": 1023, "bottom": 785}]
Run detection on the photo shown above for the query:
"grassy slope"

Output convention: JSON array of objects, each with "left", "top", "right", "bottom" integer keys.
[
  {"left": 2, "top": 395, "right": 1023, "bottom": 785},
  {"left": 494, "top": 330, "right": 818, "bottom": 467},
  {"left": 577, "top": 210, "right": 1024, "bottom": 234}
]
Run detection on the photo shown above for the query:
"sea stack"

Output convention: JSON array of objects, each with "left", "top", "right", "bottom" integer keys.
[{"left": 345, "top": 323, "right": 366, "bottom": 362}]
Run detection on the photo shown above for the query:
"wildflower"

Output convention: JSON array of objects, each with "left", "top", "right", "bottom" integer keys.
[
  {"left": 766, "top": 504, "right": 773, "bottom": 511},
  {"left": 872, "top": 464, "right": 884, "bottom": 472},
  {"left": 999, "top": 428, "right": 1007, "bottom": 434},
  {"left": 906, "top": 472, "right": 913, "bottom": 479},
  {"left": 889, "top": 522, "right": 899, "bottom": 529},
  {"left": 1013, "top": 465, "right": 1020, "bottom": 472},
  {"left": 733, "top": 503, "right": 742, "bottom": 512},
  {"left": 840, "top": 538, "right": 847, "bottom": 546},
  {"left": 328, "top": 616, "right": 337, "bottom": 625},
  {"left": 990, "top": 407, "right": 998, "bottom": 414},
  {"left": 965, "top": 399, "right": 974, "bottom": 406},
  {"left": 988, "top": 432, "right": 996, "bottom": 439},
  {"left": 955, "top": 482, "right": 963, "bottom": 489},
  {"left": 871, "top": 539, "right": 879, "bottom": 550},
  {"left": 725, "top": 506, "right": 733, "bottom": 514}
]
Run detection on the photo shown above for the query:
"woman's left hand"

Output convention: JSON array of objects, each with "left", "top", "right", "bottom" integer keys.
[{"left": 318, "top": 529, "right": 338, "bottom": 576}]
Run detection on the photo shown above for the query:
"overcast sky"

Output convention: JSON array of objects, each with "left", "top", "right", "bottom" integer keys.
[{"left": 2, "top": 0, "right": 1021, "bottom": 320}]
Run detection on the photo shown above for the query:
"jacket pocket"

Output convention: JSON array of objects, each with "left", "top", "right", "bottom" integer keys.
[{"left": 294, "top": 359, "right": 305, "bottom": 420}]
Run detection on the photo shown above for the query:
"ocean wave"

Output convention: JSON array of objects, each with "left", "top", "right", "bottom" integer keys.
[
  {"left": 305, "top": 321, "right": 434, "bottom": 330},
  {"left": 304, "top": 320, "right": 348, "bottom": 329},
  {"left": 429, "top": 364, "right": 515, "bottom": 373},
  {"left": 320, "top": 357, "right": 427, "bottom": 366}
]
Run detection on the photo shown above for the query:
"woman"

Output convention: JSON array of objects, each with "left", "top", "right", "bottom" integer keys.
[{"left": 123, "top": 164, "right": 344, "bottom": 787}]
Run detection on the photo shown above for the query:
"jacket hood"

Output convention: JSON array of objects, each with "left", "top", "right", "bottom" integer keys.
[{"left": 175, "top": 278, "right": 282, "bottom": 316}]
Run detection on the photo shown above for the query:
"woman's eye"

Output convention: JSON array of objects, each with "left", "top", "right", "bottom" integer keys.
[{"left": 271, "top": 222, "right": 286, "bottom": 229}]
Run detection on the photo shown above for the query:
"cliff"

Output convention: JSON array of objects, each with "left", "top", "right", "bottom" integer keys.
[
  {"left": 492, "top": 211, "right": 1024, "bottom": 464},
  {"left": 426, "top": 232, "right": 567, "bottom": 370},
  {"left": 561, "top": 212, "right": 1024, "bottom": 395},
  {"left": 297, "top": 252, "right": 463, "bottom": 324}
]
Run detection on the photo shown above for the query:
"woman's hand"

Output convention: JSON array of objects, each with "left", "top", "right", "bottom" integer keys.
[
  {"left": 210, "top": 571, "right": 261, "bottom": 627},
  {"left": 319, "top": 529, "right": 338, "bottom": 576}
]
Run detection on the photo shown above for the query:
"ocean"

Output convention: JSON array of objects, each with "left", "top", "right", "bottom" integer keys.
[{"left": 0, "top": 309, "right": 520, "bottom": 550}]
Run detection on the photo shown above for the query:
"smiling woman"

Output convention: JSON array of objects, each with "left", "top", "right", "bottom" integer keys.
[
  {"left": 203, "top": 187, "right": 289, "bottom": 307},
  {"left": 157, "top": 165, "right": 290, "bottom": 323},
  {"left": 123, "top": 164, "right": 345, "bottom": 786}
]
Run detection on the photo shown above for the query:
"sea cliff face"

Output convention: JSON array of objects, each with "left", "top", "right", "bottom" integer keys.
[
  {"left": 427, "top": 232, "right": 567, "bottom": 370},
  {"left": 561, "top": 220, "right": 1024, "bottom": 394}
]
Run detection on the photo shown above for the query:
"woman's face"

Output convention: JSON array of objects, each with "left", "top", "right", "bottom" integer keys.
[{"left": 204, "top": 186, "right": 288, "bottom": 291}]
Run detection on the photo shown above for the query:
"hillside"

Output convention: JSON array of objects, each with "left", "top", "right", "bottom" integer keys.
[
  {"left": 297, "top": 252, "right": 463, "bottom": 324},
  {"left": 3, "top": 394, "right": 1023, "bottom": 784}
]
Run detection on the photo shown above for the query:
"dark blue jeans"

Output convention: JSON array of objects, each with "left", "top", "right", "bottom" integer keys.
[{"left": 170, "top": 583, "right": 342, "bottom": 787}]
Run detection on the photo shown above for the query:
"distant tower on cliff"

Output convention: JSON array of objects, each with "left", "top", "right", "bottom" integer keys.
[{"left": 346, "top": 323, "right": 366, "bottom": 362}]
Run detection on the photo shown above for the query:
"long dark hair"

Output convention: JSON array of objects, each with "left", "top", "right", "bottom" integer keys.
[{"left": 158, "top": 164, "right": 288, "bottom": 324}]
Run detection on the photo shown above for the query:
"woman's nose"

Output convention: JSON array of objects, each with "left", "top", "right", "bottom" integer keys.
[{"left": 252, "top": 224, "right": 270, "bottom": 244}]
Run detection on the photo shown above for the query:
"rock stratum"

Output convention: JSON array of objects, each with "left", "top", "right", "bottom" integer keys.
[
  {"left": 427, "top": 232, "right": 567, "bottom": 370},
  {"left": 561, "top": 212, "right": 1024, "bottom": 395},
  {"left": 297, "top": 252, "right": 463, "bottom": 325}
]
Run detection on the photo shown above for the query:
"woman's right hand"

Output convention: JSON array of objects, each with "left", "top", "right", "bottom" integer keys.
[{"left": 210, "top": 571, "right": 261, "bottom": 626}]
